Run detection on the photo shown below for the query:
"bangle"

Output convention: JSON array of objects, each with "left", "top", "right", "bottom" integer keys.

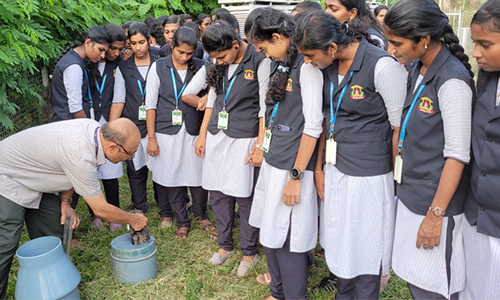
[
  {"left": 200, "top": 126, "right": 208, "bottom": 131},
  {"left": 255, "top": 143, "right": 262, "bottom": 149},
  {"left": 315, "top": 170, "right": 323, "bottom": 173},
  {"left": 148, "top": 136, "right": 156, "bottom": 139},
  {"left": 60, "top": 197, "right": 72, "bottom": 204}
]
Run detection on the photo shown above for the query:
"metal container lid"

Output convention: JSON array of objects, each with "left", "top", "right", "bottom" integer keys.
[{"left": 110, "top": 234, "right": 156, "bottom": 260}]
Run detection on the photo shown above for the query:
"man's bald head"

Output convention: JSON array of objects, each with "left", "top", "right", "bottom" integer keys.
[{"left": 102, "top": 118, "right": 141, "bottom": 149}]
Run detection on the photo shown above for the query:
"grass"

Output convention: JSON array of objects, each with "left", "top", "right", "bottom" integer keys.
[{"left": 6, "top": 171, "right": 412, "bottom": 300}]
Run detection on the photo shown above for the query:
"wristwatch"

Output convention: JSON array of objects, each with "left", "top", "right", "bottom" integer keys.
[
  {"left": 429, "top": 206, "right": 445, "bottom": 217},
  {"left": 290, "top": 167, "right": 304, "bottom": 180},
  {"left": 60, "top": 197, "right": 72, "bottom": 204}
]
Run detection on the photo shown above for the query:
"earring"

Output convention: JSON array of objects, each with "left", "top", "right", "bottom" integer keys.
[
  {"left": 235, "top": 47, "right": 238, "bottom": 50},
  {"left": 331, "top": 52, "right": 335, "bottom": 58},
  {"left": 424, "top": 44, "right": 428, "bottom": 49},
  {"left": 348, "top": 16, "right": 353, "bottom": 22}
]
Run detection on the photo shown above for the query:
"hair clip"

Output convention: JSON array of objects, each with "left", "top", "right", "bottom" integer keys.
[{"left": 277, "top": 65, "right": 290, "bottom": 73}]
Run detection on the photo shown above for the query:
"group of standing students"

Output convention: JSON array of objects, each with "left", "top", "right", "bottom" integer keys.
[{"left": 47, "top": 0, "right": 500, "bottom": 299}]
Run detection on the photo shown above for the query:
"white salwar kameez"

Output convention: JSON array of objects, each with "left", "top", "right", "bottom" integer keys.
[{"left": 97, "top": 116, "right": 123, "bottom": 180}]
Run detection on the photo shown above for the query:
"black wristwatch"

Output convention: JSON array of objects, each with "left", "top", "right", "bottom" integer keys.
[{"left": 290, "top": 167, "right": 304, "bottom": 180}]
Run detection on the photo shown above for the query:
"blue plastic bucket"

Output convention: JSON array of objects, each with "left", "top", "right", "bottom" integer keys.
[
  {"left": 15, "top": 236, "right": 81, "bottom": 300},
  {"left": 110, "top": 234, "right": 157, "bottom": 284}
]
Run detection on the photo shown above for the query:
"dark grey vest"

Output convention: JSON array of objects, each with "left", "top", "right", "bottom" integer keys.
[
  {"left": 155, "top": 55, "right": 205, "bottom": 136},
  {"left": 207, "top": 44, "right": 265, "bottom": 138},
  {"left": 88, "top": 57, "right": 120, "bottom": 121},
  {"left": 323, "top": 38, "right": 393, "bottom": 177},
  {"left": 465, "top": 71, "right": 500, "bottom": 238},
  {"left": 51, "top": 50, "right": 99, "bottom": 122},
  {"left": 117, "top": 52, "right": 157, "bottom": 138},
  {"left": 263, "top": 56, "right": 317, "bottom": 171},
  {"left": 398, "top": 45, "right": 474, "bottom": 216}
]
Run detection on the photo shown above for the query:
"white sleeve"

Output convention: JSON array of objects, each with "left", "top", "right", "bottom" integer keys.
[
  {"left": 300, "top": 63, "right": 324, "bottom": 138},
  {"left": 145, "top": 62, "right": 160, "bottom": 110},
  {"left": 439, "top": 78, "right": 472, "bottom": 164},
  {"left": 374, "top": 57, "right": 407, "bottom": 127},
  {"left": 182, "top": 65, "right": 208, "bottom": 96},
  {"left": 63, "top": 64, "right": 84, "bottom": 114},
  {"left": 112, "top": 67, "right": 126, "bottom": 104},
  {"left": 206, "top": 87, "right": 217, "bottom": 109},
  {"left": 257, "top": 58, "right": 271, "bottom": 118}
]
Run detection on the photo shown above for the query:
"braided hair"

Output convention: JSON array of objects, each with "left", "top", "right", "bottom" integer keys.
[
  {"left": 384, "top": 0, "right": 474, "bottom": 78},
  {"left": 251, "top": 8, "right": 297, "bottom": 104},
  {"left": 202, "top": 22, "right": 241, "bottom": 93}
]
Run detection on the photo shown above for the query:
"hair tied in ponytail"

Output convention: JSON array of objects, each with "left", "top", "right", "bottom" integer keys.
[{"left": 277, "top": 65, "right": 290, "bottom": 73}]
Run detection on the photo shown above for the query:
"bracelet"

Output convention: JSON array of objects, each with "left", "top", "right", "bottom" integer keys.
[
  {"left": 315, "top": 170, "right": 323, "bottom": 173},
  {"left": 200, "top": 126, "right": 208, "bottom": 131},
  {"left": 148, "top": 136, "right": 156, "bottom": 139},
  {"left": 255, "top": 143, "right": 262, "bottom": 149},
  {"left": 60, "top": 197, "right": 72, "bottom": 204}
]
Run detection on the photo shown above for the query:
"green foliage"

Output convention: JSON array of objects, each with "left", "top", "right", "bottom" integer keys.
[{"left": 0, "top": 0, "right": 218, "bottom": 132}]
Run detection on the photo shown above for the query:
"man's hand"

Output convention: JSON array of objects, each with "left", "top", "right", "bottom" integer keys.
[{"left": 60, "top": 202, "right": 80, "bottom": 229}]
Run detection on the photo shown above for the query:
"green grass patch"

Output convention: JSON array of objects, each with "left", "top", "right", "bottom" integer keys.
[{"left": 6, "top": 170, "right": 411, "bottom": 299}]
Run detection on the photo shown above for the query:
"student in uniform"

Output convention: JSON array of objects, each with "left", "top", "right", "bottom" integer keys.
[
  {"left": 86, "top": 23, "right": 127, "bottom": 231},
  {"left": 383, "top": 0, "right": 475, "bottom": 298},
  {"left": 196, "top": 13, "right": 211, "bottom": 40},
  {"left": 194, "top": 22, "right": 271, "bottom": 276},
  {"left": 145, "top": 26, "right": 212, "bottom": 238},
  {"left": 110, "top": 22, "right": 158, "bottom": 215},
  {"left": 159, "top": 15, "right": 205, "bottom": 61},
  {"left": 324, "top": 0, "right": 387, "bottom": 50},
  {"left": 248, "top": 8, "right": 323, "bottom": 300},
  {"left": 374, "top": 5, "right": 389, "bottom": 27},
  {"left": 462, "top": 1, "right": 500, "bottom": 299},
  {"left": 294, "top": 10, "right": 406, "bottom": 299}
]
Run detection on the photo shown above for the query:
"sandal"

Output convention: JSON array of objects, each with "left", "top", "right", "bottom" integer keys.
[
  {"left": 256, "top": 272, "right": 272, "bottom": 285},
  {"left": 209, "top": 228, "right": 219, "bottom": 240},
  {"left": 198, "top": 219, "right": 216, "bottom": 231},
  {"left": 174, "top": 227, "right": 189, "bottom": 239}
]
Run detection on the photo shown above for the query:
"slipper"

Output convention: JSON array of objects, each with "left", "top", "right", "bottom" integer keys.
[
  {"left": 198, "top": 219, "right": 216, "bottom": 231},
  {"left": 238, "top": 254, "right": 260, "bottom": 277},
  {"left": 256, "top": 272, "right": 272, "bottom": 285},
  {"left": 209, "top": 250, "right": 234, "bottom": 266},
  {"left": 209, "top": 228, "right": 219, "bottom": 240},
  {"left": 161, "top": 217, "right": 173, "bottom": 229},
  {"left": 174, "top": 227, "right": 189, "bottom": 239}
]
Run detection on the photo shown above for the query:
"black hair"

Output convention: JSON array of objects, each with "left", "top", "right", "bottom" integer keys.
[
  {"left": 374, "top": 5, "right": 389, "bottom": 17},
  {"left": 157, "top": 15, "right": 169, "bottom": 27},
  {"left": 196, "top": 13, "right": 211, "bottom": 26},
  {"left": 203, "top": 22, "right": 241, "bottom": 92},
  {"left": 212, "top": 7, "right": 230, "bottom": 16},
  {"left": 104, "top": 23, "right": 127, "bottom": 42},
  {"left": 180, "top": 14, "right": 192, "bottom": 23},
  {"left": 293, "top": 10, "right": 370, "bottom": 51},
  {"left": 172, "top": 26, "right": 199, "bottom": 74},
  {"left": 384, "top": 0, "right": 474, "bottom": 78},
  {"left": 122, "top": 20, "right": 135, "bottom": 31},
  {"left": 144, "top": 16, "right": 165, "bottom": 46},
  {"left": 163, "top": 15, "right": 184, "bottom": 28},
  {"left": 184, "top": 21, "right": 200, "bottom": 40},
  {"left": 214, "top": 12, "right": 239, "bottom": 32},
  {"left": 292, "top": 1, "right": 323, "bottom": 14},
  {"left": 471, "top": 0, "right": 500, "bottom": 93},
  {"left": 337, "top": 0, "right": 384, "bottom": 39},
  {"left": 244, "top": 8, "right": 264, "bottom": 38},
  {"left": 46, "top": 26, "right": 110, "bottom": 100},
  {"left": 128, "top": 21, "right": 150, "bottom": 40},
  {"left": 251, "top": 8, "right": 298, "bottom": 104}
]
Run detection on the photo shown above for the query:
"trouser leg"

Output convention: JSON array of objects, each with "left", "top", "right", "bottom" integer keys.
[
  {"left": 102, "top": 179, "right": 120, "bottom": 208},
  {"left": 274, "top": 229, "right": 309, "bottom": 300},
  {"left": 353, "top": 275, "right": 381, "bottom": 300},
  {"left": 336, "top": 276, "right": 356, "bottom": 300},
  {"left": 265, "top": 246, "right": 285, "bottom": 300},
  {"left": 210, "top": 191, "right": 235, "bottom": 251},
  {"left": 160, "top": 185, "right": 190, "bottom": 228},
  {"left": 126, "top": 161, "right": 148, "bottom": 213},
  {"left": 0, "top": 195, "right": 25, "bottom": 299},
  {"left": 25, "top": 193, "right": 63, "bottom": 239},
  {"left": 190, "top": 186, "right": 208, "bottom": 220},
  {"left": 153, "top": 181, "right": 171, "bottom": 217},
  {"left": 235, "top": 194, "right": 258, "bottom": 256},
  {"left": 70, "top": 191, "right": 80, "bottom": 210}
]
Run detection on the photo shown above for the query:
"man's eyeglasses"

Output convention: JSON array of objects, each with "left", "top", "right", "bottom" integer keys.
[{"left": 117, "top": 143, "right": 135, "bottom": 160}]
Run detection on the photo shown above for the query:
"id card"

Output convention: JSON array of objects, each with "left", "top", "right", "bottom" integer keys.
[
  {"left": 172, "top": 109, "right": 182, "bottom": 125},
  {"left": 394, "top": 155, "right": 403, "bottom": 184},
  {"left": 325, "top": 138, "right": 337, "bottom": 165},
  {"left": 261, "top": 129, "right": 272, "bottom": 153},
  {"left": 90, "top": 107, "right": 95, "bottom": 121},
  {"left": 218, "top": 110, "right": 229, "bottom": 130},
  {"left": 138, "top": 105, "right": 147, "bottom": 120}
]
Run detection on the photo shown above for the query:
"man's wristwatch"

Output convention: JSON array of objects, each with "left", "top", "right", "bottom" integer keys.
[
  {"left": 290, "top": 167, "right": 304, "bottom": 180},
  {"left": 429, "top": 206, "right": 445, "bottom": 217}
]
